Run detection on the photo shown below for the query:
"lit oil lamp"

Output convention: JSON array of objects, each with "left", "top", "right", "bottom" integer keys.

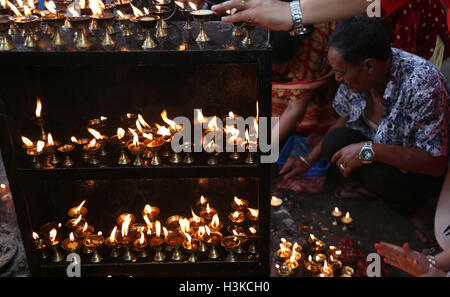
[
  {"left": 165, "top": 215, "right": 186, "bottom": 232},
  {"left": 226, "top": 8, "right": 243, "bottom": 37},
  {"left": 331, "top": 206, "right": 342, "bottom": 226},
  {"left": 118, "top": 214, "right": 135, "bottom": 261},
  {"left": 67, "top": 12, "right": 91, "bottom": 49},
  {"left": 105, "top": 226, "right": 120, "bottom": 258},
  {"left": 195, "top": 195, "right": 208, "bottom": 210},
  {"left": 58, "top": 143, "right": 76, "bottom": 168},
  {"left": 228, "top": 210, "right": 245, "bottom": 226},
  {"left": 42, "top": 1, "right": 66, "bottom": 46},
  {"left": 149, "top": 220, "right": 165, "bottom": 261},
  {"left": 182, "top": 233, "right": 199, "bottom": 262},
  {"left": 341, "top": 212, "right": 353, "bottom": 231},
  {"left": 161, "top": 110, "right": 184, "bottom": 163},
  {"left": 32, "top": 232, "right": 48, "bottom": 260},
  {"left": 284, "top": 250, "right": 300, "bottom": 270},
  {"left": 153, "top": 5, "right": 171, "bottom": 38},
  {"left": 205, "top": 225, "right": 222, "bottom": 260},
  {"left": 305, "top": 255, "right": 320, "bottom": 273},
  {"left": 327, "top": 246, "right": 341, "bottom": 259},
  {"left": 12, "top": 13, "right": 39, "bottom": 48},
  {"left": 246, "top": 208, "right": 259, "bottom": 222},
  {"left": 31, "top": 98, "right": 47, "bottom": 142},
  {"left": 45, "top": 133, "right": 61, "bottom": 167},
  {"left": 92, "top": 12, "right": 116, "bottom": 48},
  {"left": 165, "top": 231, "right": 184, "bottom": 261},
  {"left": 244, "top": 128, "right": 257, "bottom": 165},
  {"left": 71, "top": 136, "right": 90, "bottom": 163},
  {"left": 179, "top": 218, "right": 194, "bottom": 236},
  {"left": 74, "top": 221, "right": 94, "bottom": 249},
  {"left": 136, "top": 13, "right": 159, "bottom": 49},
  {"left": 83, "top": 138, "right": 101, "bottom": 166},
  {"left": 61, "top": 232, "right": 82, "bottom": 255},
  {"left": 141, "top": 204, "right": 160, "bottom": 221},
  {"left": 275, "top": 263, "right": 292, "bottom": 276},
  {"left": 189, "top": 209, "right": 206, "bottom": 230},
  {"left": 207, "top": 213, "right": 222, "bottom": 232},
  {"left": 247, "top": 226, "right": 258, "bottom": 255},
  {"left": 133, "top": 230, "right": 149, "bottom": 259},
  {"left": 174, "top": 1, "right": 192, "bottom": 30},
  {"left": 231, "top": 229, "right": 247, "bottom": 255},
  {"left": 87, "top": 128, "right": 108, "bottom": 157},
  {"left": 314, "top": 253, "right": 327, "bottom": 265},
  {"left": 0, "top": 17, "right": 15, "bottom": 51},
  {"left": 144, "top": 135, "right": 165, "bottom": 166},
  {"left": 224, "top": 125, "right": 241, "bottom": 160},
  {"left": 116, "top": 213, "right": 136, "bottom": 226},
  {"left": 313, "top": 240, "right": 325, "bottom": 252},
  {"left": 65, "top": 214, "right": 87, "bottom": 229},
  {"left": 21, "top": 136, "right": 35, "bottom": 150},
  {"left": 155, "top": 123, "right": 172, "bottom": 158},
  {"left": 193, "top": 225, "right": 208, "bottom": 253},
  {"left": 231, "top": 196, "right": 249, "bottom": 211},
  {"left": 320, "top": 260, "right": 334, "bottom": 277},
  {"left": 189, "top": 9, "right": 214, "bottom": 43},
  {"left": 47, "top": 228, "right": 65, "bottom": 262},
  {"left": 276, "top": 242, "right": 291, "bottom": 260},
  {"left": 27, "top": 140, "right": 45, "bottom": 168},
  {"left": 83, "top": 231, "right": 105, "bottom": 263},
  {"left": 182, "top": 141, "right": 194, "bottom": 164},
  {"left": 199, "top": 203, "right": 218, "bottom": 222},
  {"left": 329, "top": 255, "right": 343, "bottom": 271},
  {"left": 115, "top": 10, "right": 133, "bottom": 37},
  {"left": 111, "top": 127, "right": 131, "bottom": 165},
  {"left": 271, "top": 195, "right": 283, "bottom": 207},
  {"left": 221, "top": 234, "right": 240, "bottom": 262}
]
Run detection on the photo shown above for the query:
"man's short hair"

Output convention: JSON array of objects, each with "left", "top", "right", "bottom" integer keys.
[{"left": 328, "top": 15, "right": 392, "bottom": 67}]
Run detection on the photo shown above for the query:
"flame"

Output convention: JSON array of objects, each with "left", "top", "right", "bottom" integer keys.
[
  {"left": 232, "top": 211, "right": 240, "bottom": 219},
  {"left": 16, "top": 0, "right": 23, "bottom": 8},
  {"left": 315, "top": 255, "right": 321, "bottom": 262},
  {"left": 234, "top": 196, "right": 244, "bottom": 206},
  {"left": 75, "top": 200, "right": 86, "bottom": 215},
  {"left": 130, "top": 3, "right": 143, "bottom": 17},
  {"left": 89, "top": 0, "right": 104, "bottom": 17},
  {"left": 110, "top": 226, "right": 117, "bottom": 242},
  {"left": 88, "top": 128, "right": 103, "bottom": 140},
  {"left": 139, "top": 231, "right": 145, "bottom": 245},
  {"left": 143, "top": 215, "right": 152, "bottom": 233},
  {"left": 232, "top": 229, "right": 239, "bottom": 237},
  {"left": 129, "top": 128, "right": 139, "bottom": 146},
  {"left": 330, "top": 255, "right": 334, "bottom": 262},
  {"left": 200, "top": 195, "right": 207, "bottom": 205},
  {"left": 8, "top": 2, "right": 22, "bottom": 16},
  {"left": 156, "top": 0, "right": 164, "bottom": 4},
  {"left": 87, "top": 138, "right": 97, "bottom": 149},
  {"left": 162, "top": 226, "right": 168, "bottom": 239},
  {"left": 74, "top": 214, "right": 82, "bottom": 226},
  {"left": 143, "top": 133, "right": 153, "bottom": 140},
  {"left": 308, "top": 255, "right": 312, "bottom": 262},
  {"left": 289, "top": 250, "right": 296, "bottom": 263},
  {"left": 45, "top": 1, "right": 57, "bottom": 14},
  {"left": 279, "top": 242, "right": 287, "bottom": 253},
  {"left": 161, "top": 110, "right": 182, "bottom": 132},
  {"left": 198, "top": 226, "right": 205, "bottom": 238},
  {"left": 206, "top": 203, "right": 211, "bottom": 213},
  {"left": 121, "top": 214, "right": 131, "bottom": 237},
  {"left": 224, "top": 126, "right": 240, "bottom": 143},
  {"left": 191, "top": 209, "right": 201, "bottom": 223},
  {"left": 196, "top": 110, "right": 205, "bottom": 124},
  {"left": 155, "top": 220, "right": 161, "bottom": 238},
  {"left": 256, "top": 101, "right": 259, "bottom": 122},
  {"left": 309, "top": 234, "right": 316, "bottom": 241},
  {"left": 69, "top": 232, "right": 74, "bottom": 241},
  {"left": 47, "top": 133, "right": 54, "bottom": 146},
  {"left": 249, "top": 227, "right": 257, "bottom": 234},
  {"left": 36, "top": 140, "right": 45, "bottom": 152},
  {"left": 185, "top": 233, "right": 192, "bottom": 244},
  {"left": 336, "top": 250, "right": 342, "bottom": 257},
  {"left": 32, "top": 232, "right": 39, "bottom": 240},
  {"left": 144, "top": 204, "right": 152, "bottom": 215},
  {"left": 205, "top": 225, "right": 211, "bottom": 236},
  {"left": 23, "top": 4, "right": 31, "bottom": 15},
  {"left": 27, "top": 0, "right": 34, "bottom": 9},
  {"left": 98, "top": 231, "right": 102, "bottom": 236},
  {"left": 211, "top": 214, "right": 220, "bottom": 229},
  {"left": 155, "top": 124, "right": 171, "bottom": 137},
  {"left": 35, "top": 98, "right": 42, "bottom": 118},
  {"left": 178, "top": 44, "right": 186, "bottom": 51},
  {"left": 100, "top": 116, "right": 107, "bottom": 121},
  {"left": 137, "top": 114, "right": 151, "bottom": 129},
  {"left": 0, "top": 0, "right": 6, "bottom": 8},
  {"left": 207, "top": 116, "right": 219, "bottom": 131},
  {"left": 136, "top": 120, "right": 144, "bottom": 134},
  {"left": 155, "top": 5, "right": 160, "bottom": 10},
  {"left": 79, "top": 0, "right": 85, "bottom": 9},
  {"left": 323, "top": 260, "right": 329, "bottom": 271},
  {"left": 49, "top": 228, "right": 57, "bottom": 242},
  {"left": 71, "top": 136, "right": 78, "bottom": 143},
  {"left": 248, "top": 208, "right": 259, "bottom": 217},
  {"left": 143, "top": 7, "right": 149, "bottom": 15},
  {"left": 67, "top": 5, "right": 80, "bottom": 17},
  {"left": 174, "top": 1, "right": 183, "bottom": 8},
  {"left": 345, "top": 212, "right": 351, "bottom": 219},
  {"left": 82, "top": 222, "right": 88, "bottom": 232},
  {"left": 179, "top": 218, "right": 190, "bottom": 234},
  {"left": 116, "top": 10, "right": 124, "bottom": 18},
  {"left": 117, "top": 128, "right": 125, "bottom": 140},
  {"left": 188, "top": 1, "right": 197, "bottom": 10},
  {"left": 22, "top": 136, "right": 33, "bottom": 148}
]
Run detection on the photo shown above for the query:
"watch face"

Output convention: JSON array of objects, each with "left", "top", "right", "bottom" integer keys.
[{"left": 361, "top": 149, "right": 374, "bottom": 161}]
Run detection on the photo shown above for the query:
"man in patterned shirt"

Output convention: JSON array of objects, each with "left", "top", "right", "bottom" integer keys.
[{"left": 280, "top": 15, "right": 449, "bottom": 244}]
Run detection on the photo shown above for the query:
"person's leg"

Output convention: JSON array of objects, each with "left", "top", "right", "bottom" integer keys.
[{"left": 321, "top": 126, "right": 369, "bottom": 161}]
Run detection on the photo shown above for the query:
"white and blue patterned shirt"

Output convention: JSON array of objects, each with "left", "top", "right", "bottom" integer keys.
[{"left": 333, "top": 48, "right": 449, "bottom": 157}]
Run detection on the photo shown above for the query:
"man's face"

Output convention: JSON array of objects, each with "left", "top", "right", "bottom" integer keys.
[{"left": 328, "top": 47, "right": 373, "bottom": 93}]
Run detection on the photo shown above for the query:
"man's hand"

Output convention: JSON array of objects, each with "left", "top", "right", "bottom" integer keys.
[
  {"left": 279, "top": 156, "right": 310, "bottom": 180},
  {"left": 211, "top": 0, "right": 293, "bottom": 31},
  {"left": 331, "top": 142, "right": 364, "bottom": 177}
]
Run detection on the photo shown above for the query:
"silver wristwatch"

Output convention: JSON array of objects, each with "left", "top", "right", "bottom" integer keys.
[
  {"left": 289, "top": 0, "right": 308, "bottom": 36},
  {"left": 359, "top": 141, "right": 375, "bottom": 164}
]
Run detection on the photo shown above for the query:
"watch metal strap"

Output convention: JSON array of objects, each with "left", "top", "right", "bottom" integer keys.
[{"left": 289, "top": 0, "right": 308, "bottom": 36}]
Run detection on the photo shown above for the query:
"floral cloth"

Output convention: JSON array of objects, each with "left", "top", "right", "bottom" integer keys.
[{"left": 333, "top": 48, "right": 449, "bottom": 157}]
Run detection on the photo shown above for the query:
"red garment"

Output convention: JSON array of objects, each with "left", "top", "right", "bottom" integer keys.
[{"left": 381, "top": 0, "right": 450, "bottom": 60}]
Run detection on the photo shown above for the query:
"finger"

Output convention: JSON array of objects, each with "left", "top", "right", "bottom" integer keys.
[
  {"left": 330, "top": 149, "right": 342, "bottom": 164},
  {"left": 283, "top": 167, "right": 301, "bottom": 181},
  {"left": 279, "top": 158, "right": 295, "bottom": 175},
  {"left": 211, "top": 0, "right": 240, "bottom": 14},
  {"left": 221, "top": 9, "right": 253, "bottom": 24}
]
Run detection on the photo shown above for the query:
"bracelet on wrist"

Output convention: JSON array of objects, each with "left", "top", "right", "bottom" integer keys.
[
  {"left": 298, "top": 156, "right": 311, "bottom": 168},
  {"left": 427, "top": 255, "right": 437, "bottom": 272}
]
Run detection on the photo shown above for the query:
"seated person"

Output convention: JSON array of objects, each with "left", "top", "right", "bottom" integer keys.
[{"left": 280, "top": 15, "right": 449, "bottom": 244}]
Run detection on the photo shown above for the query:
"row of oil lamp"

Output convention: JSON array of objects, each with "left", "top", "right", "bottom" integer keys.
[
  {"left": 32, "top": 195, "right": 260, "bottom": 265},
  {"left": 21, "top": 98, "right": 259, "bottom": 168},
  {"left": 275, "top": 236, "right": 354, "bottom": 277},
  {"left": 0, "top": 0, "right": 257, "bottom": 51}
]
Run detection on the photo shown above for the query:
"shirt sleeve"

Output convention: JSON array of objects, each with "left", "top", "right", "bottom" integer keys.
[{"left": 408, "top": 72, "right": 449, "bottom": 157}]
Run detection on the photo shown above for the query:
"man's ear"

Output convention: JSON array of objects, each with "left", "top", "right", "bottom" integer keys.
[{"left": 364, "top": 59, "right": 377, "bottom": 73}]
